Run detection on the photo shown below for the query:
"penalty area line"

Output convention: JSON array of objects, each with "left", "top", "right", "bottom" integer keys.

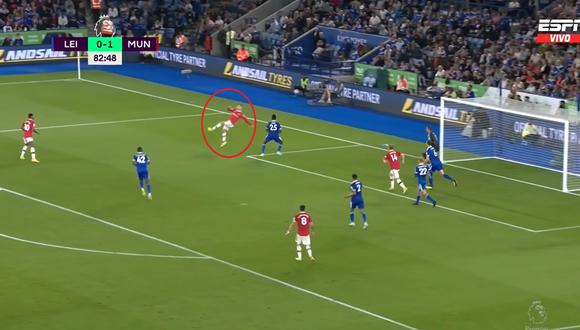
[
  {"left": 247, "top": 156, "right": 537, "bottom": 233},
  {"left": 0, "top": 232, "right": 210, "bottom": 259},
  {"left": 0, "top": 187, "right": 418, "bottom": 330},
  {"left": 246, "top": 144, "right": 361, "bottom": 157}
]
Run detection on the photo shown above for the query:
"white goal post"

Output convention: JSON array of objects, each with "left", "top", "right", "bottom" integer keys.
[{"left": 440, "top": 97, "right": 580, "bottom": 192}]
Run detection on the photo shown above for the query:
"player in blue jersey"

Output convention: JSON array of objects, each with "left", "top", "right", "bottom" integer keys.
[
  {"left": 132, "top": 146, "right": 152, "bottom": 200},
  {"left": 425, "top": 140, "right": 457, "bottom": 189},
  {"left": 345, "top": 174, "right": 368, "bottom": 229},
  {"left": 260, "top": 114, "right": 283, "bottom": 156},
  {"left": 414, "top": 157, "right": 436, "bottom": 207}
]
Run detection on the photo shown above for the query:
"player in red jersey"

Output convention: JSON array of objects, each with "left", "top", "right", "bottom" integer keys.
[
  {"left": 20, "top": 113, "right": 40, "bottom": 162},
  {"left": 383, "top": 144, "right": 407, "bottom": 193},
  {"left": 207, "top": 105, "right": 252, "bottom": 148},
  {"left": 285, "top": 205, "right": 315, "bottom": 261}
]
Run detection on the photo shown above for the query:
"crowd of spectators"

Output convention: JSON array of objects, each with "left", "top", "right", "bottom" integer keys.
[
  {"left": 100, "top": 0, "right": 266, "bottom": 51},
  {"left": 0, "top": 0, "right": 85, "bottom": 34},
  {"left": 276, "top": 0, "right": 578, "bottom": 100}
]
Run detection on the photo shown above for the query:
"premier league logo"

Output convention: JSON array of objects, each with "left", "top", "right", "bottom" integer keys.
[{"left": 94, "top": 15, "right": 116, "bottom": 37}]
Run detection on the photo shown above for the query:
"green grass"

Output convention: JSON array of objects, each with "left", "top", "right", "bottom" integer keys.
[{"left": 1, "top": 71, "right": 580, "bottom": 330}]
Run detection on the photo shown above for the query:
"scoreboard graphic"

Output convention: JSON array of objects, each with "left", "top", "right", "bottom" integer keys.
[{"left": 52, "top": 15, "right": 158, "bottom": 65}]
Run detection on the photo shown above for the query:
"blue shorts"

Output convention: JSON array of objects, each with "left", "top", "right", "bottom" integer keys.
[
  {"left": 430, "top": 163, "right": 443, "bottom": 172},
  {"left": 418, "top": 183, "right": 426, "bottom": 192},
  {"left": 350, "top": 199, "right": 365, "bottom": 209},
  {"left": 137, "top": 171, "right": 149, "bottom": 180},
  {"left": 264, "top": 135, "right": 283, "bottom": 144}
]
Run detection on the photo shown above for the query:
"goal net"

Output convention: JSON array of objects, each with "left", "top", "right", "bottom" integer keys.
[{"left": 440, "top": 97, "right": 580, "bottom": 192}]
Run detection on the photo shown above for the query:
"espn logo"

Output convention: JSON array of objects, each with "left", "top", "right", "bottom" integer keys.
[{"left": 536, "top": 19, "right": 580, "bottom": 43}]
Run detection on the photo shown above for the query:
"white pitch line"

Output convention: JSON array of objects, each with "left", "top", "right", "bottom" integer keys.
[
  {"left": 79, "top": 78, "right": 579, "bottom": 199},
  {"left": 0, "top": 78, "right": 76, "bottom": 86},
  {"left": 0, "top": 232, "right": 209, "bottom": 259},
  {"left": 552, "top": 325, "right": 580, "bottom": 330},
  {"left": 0, "top": 187, "right": 418, "bottom": 330},
  {"left": 246, "top": 144, "right": 361, "bottom": 157},
  {"left": 444, "top": 156, "right": 495, "bottom": 163},
  {"left": 534, "top": 224, "right": 580, "bottom": 233},
  {"left": 247, "top": 156, "right": 537, "bottom": 233},
  {"left": 0, "top": 113, "right": 222, "bottom": 133},
  {"left": 0, "top": 187, "right": 207, "bottom": 258}
]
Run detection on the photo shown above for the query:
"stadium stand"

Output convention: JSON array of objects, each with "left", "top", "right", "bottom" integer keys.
[
  {"left": 0, "top": 0, "right": 85, "bottom": 33},
  {"left": 236, "top": 0, "right": 578, "bottom": 100}
]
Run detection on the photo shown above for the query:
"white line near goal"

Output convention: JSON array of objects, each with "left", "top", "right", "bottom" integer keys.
[
  {"left": 246, "top": 144, "right": 361, "bottom": 157},
  {"left": 0, "top": 187, "right": 418, "bottom": 330}
]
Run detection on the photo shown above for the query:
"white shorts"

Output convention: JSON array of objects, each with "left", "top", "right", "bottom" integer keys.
[
  {"left": 223, "top": 120, "right": 234, "bottom": 130},
  {"left": 295, "top": 235, "right": 311, "bottom": 246},
  {"left": 389, "top": 169, "right": 400, "bottom": 180},
  {"left": 23, "top": 137, "right": 33, "bottom": 144}
]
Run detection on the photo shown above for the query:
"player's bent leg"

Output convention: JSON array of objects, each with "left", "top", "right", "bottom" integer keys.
[
  {"left": 295, "top": 244, "right": 302, "bottom": 261},
  {"left": 220, "top": 129, "right": 228, "bottom": 148},
  {"left": 349, "top": 210, "right": 355, "bottom": 226},
  {"left": 30, "top": 147, "right": 39, "bottom": 162},
  {"left": 360, "top": 209, "right": 368, "bottom": 229},
  {"left": 305, "top": 244, "right": 315, "bottom": 261},
  {"left": 20, "top": 145, "right": 28, "bottom": 160}
]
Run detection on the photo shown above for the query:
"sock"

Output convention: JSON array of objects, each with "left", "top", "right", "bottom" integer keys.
[
  {"left": 139, "top": 179, "right": 144, "bottom": 189},
  {"left": 147, "top": 183, "right": 151, "bottom": 194},
  {"left": 349, "top": 212, "right": 354, "bottom": 223},
  {"left": 415, "top": 195, "right": 421, "bottom": 204},
  {"left": 296, "top": 245, "right": 302, "bottom": 259},
  {"left": 277, "top": 143, "right": 282, "bottom": 152},
  {"left": 261, "top": 144, "right": 266, "bottom": 154},
  {"left": 426, "top": 194, "right": 435, "bottom": 203},
  {"left": 30, "top": 147, "right": 36, "bottom": 160},
  {"left": 213, "top": 122, "right": 222, "bottom": 129},
  {"left": 443, "top": 174, "right": 454, "bottom": 182},
  {"left": 306, "top": 245, "right": 313, "bottom": 258},
  {"left": 428, "top": 175, "right": 433, "bottom": 187},
  {"left": 20, "top": 146, "right": 28, "bottom": 157},
  {"left": 398, "top": 180, "right": 407, "bottom": 190},
  {"left": 390, "top": 180, "right": 395, "bottom": 189},
  {"left": 222, "top": 130, "right": 227, "bottom": 143},
  {"left": 362, "top": 212, "right": 367, "bottom": 223}
]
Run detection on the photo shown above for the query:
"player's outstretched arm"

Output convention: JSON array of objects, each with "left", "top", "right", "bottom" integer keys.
[
  {"left": 285, "top": 220, "right": 295, "bottom": 235},
  {"left": 242, "top": 115, "right": 252, "bottom": 126},
  {"left": 344, "top": 191, "right": 354, "bottom": 198}
]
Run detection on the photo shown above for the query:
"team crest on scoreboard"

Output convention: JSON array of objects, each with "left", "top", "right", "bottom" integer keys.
[{"left": 94, "top": 15, "right": 116, "bottom": 37}]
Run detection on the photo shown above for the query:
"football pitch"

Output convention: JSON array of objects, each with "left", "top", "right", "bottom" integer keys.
[{"left": 1, "top": 70, "right": 580, "bottom": 330}]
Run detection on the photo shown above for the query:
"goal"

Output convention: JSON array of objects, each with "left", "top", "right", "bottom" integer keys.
[{"left": 439, "top": 97, "right": 580, "bottom": 192}]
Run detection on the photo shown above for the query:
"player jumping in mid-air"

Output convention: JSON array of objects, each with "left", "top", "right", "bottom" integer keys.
[
  {"left": 345, "top": 174, "right": 368, "bottom": 229},
  {"left": 425, "top": 140, "right": 457, "bottom": 189},
  {"left": 20, "top": 113, "right": 40, "bottom": 163},
  {"left": 383, "top": 144, "right": 407, "bottom": 193},
  {"left": 132, "top": 146, "right": 152, "bottom": 200},
  {"left": 207, "top": 105, "right": 252, "bottom": 148},
  {"left": 414, "top": 157, "right": 437, "bottom": 207},
  {"left": 285, "top": 205, "right": 315, "bottom": 261},
  {"left": 260, "top": 114, "right": 283, "bottom": 156}
]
